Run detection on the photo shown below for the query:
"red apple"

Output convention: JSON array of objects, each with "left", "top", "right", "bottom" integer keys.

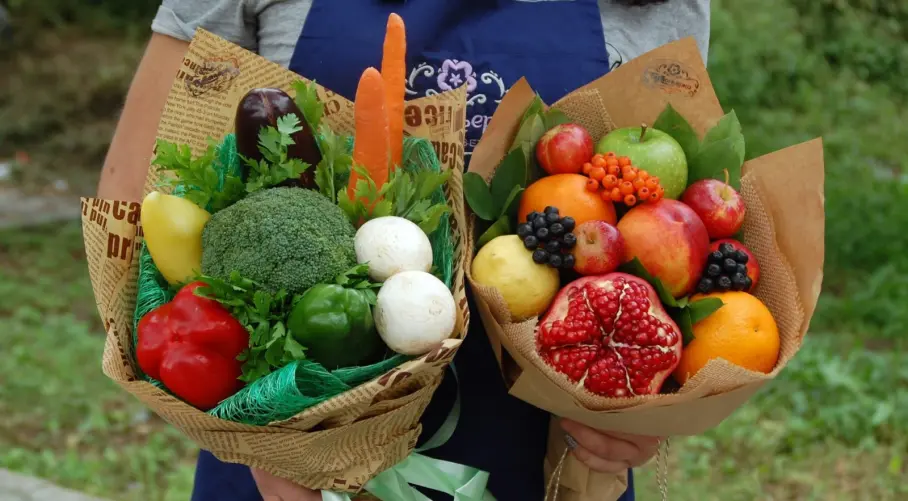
[
  {"left": 681, "top": 179, "right": 746, "bottom": 239},
  {"left": 536, "top": 123, "right": 594, "bottom": 176},
  {"left": 572, "top": 220, "right": 626, "bottom": 276},
  {"left": 710, "top": 239, "right": 760, "bottom": 291},
  {"left": 616, "top": 199, "right": 710, "bottom": 298}
]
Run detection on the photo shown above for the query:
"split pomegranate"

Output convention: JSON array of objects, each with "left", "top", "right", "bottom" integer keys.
[{"left": 536, "top": 273, "right": 682, "bottom": 397}]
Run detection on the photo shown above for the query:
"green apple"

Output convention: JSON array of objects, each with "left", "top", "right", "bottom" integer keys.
[{"left": 596, "top": 125, "right": 688, "bottom": 199}]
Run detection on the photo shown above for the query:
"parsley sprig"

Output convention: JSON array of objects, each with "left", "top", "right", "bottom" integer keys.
[
  {"left": 152, "top": 139, "right": 245, "bottom": 212},
  {"left": 313, "top": 124, "right": 353, "bottom": 204},
  {"left": 338, "top": 165, "right": 452, "bottom": 234},
  {"left": 241, "top": 114, "right": 311, "bottom": 193},
  {"left": 194, "top": 271, "right": 306, "bottom": 383}
]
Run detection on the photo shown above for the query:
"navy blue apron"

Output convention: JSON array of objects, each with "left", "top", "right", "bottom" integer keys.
[{"left": 192, "top": 1, "right": 635, "bottom": 500}]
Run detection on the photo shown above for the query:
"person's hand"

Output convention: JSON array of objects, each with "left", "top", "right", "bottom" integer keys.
[
  {"left": 559, "top": 418, "right": 662, "bottom": 474},
  {"left": 250, "top": 468, "right": 323, "bottom": 501}
]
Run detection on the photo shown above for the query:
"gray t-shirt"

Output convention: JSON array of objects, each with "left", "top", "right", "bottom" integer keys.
[{"left": 151, "top": 0, "right": 711, "bottom": 71}]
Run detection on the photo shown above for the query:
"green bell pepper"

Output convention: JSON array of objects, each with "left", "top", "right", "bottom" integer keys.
[{"left": 288, "top": 282, "right": 382, "bottom": 369}]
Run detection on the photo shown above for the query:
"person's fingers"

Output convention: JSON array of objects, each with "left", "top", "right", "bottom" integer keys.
[
  {"left": 570, "top": 443, "right": 631, "bottom": 474},
  {"left": 560, "top": 419, "right": 660, "bottom": 466},
  {"left": 251, "top": 468, "right": 323, "bottom": 501}
]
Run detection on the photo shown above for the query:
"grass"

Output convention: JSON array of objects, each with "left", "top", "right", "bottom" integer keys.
[
  {"left": 1, "top": 0, "right": 908, "bottom": 499},
  {"left": 0, "top": 223, "right": 197, "bottom": 501}
]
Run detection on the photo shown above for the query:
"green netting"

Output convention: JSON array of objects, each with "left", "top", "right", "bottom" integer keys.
[{"left": 132, "top": 131, "right": 452, "bottom": 425}]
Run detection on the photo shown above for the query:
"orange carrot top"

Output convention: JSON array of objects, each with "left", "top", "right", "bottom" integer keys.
[
  {"left": 348, "top": 67, "right": 391, "bottom": 198},
  {"left": 381, "top": 13, "right": 407, "bottom": 171}
]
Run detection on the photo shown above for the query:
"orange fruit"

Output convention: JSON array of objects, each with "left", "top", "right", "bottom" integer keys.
[
  {"left": 674, "top": 291, "right": 780, "bottom": 385},
  {"left": 518, "top": 174, "right": 617, "bottom": 226}
]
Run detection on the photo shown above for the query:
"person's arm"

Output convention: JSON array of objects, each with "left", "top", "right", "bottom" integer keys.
[{"left": 96, "top": 32, "right": 188, "bottom": 201}]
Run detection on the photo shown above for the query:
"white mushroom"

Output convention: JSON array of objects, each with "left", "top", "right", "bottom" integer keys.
[
  {"left": 374, "top": 270, "right": 456, "bottom": 355},
  {"left": 354, "top": 216, "right": 433, "bottom": 282}
]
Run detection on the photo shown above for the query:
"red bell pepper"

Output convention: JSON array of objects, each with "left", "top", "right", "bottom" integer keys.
[{"left": 137, "top": 281, "right": 249, "bottom": 410}]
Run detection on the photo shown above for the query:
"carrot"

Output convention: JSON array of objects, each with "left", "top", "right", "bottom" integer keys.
[
  {"left": 381, "top": 13, "right": 406, "bottom": 171},
  {"left": 349, "top": 67, "right": 391, "bottom": 199}
]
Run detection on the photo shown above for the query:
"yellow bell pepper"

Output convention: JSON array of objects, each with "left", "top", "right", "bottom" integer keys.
[{"left": 141, "top": 191, "right": 211, "bottom": 285}]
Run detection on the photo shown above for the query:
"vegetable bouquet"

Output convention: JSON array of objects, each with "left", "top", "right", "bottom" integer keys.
[
  {"left": 81, "top": 18, "right": 477, "bottom": 498},
  {"left": 465, "top": 38, "right": 824, "bottom": 501}
]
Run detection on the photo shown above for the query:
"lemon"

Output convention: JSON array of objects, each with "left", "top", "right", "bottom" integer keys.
[{"left": 471, "top": 235, "right": 560, "bottom": 321}]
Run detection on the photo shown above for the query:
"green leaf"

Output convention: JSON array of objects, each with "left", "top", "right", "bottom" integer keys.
[
  {"left": 688, "top": 136, "right": 745, "bottom": 189},
  {"left": 417, "top": 204, "right": 450, "bottom": 235},
  {"left": 522, "top": 95, "right": 546, "bottom": 122},
  {"left": 283, "top": 331, "right": 307, "bottom": 360},
  {"left": 618, "top": 257, "right": 679, "bottom": 308},
  {"left": 702, "top": 111, "right": 744, "bottom": 158},
  {"left": 653, "top": 103, "right": 700, "bottom": 161},
  {"left": 490, "top": 148, "right": 529, "bottom": 213},
  {"left": 673, "top": 308, "right": 696, "bottom": 346},
  {"left": 415, "top": 168, "right": 452, "bottom": 201},
  {"left": 499, "top": 185, "right": 524, "bottom": 220},
  {"left": 514, "top": 114, "right": 546, "bottom": 149},
  {"left": 292, "top": 79, "right": 323, "bottom": 130},
  {"left": 543, "top": 109, "right": 572, "bottom": 130},
  {"left": 688, "top": 297, "right": 725, "bottom": 325},
  {"left": 463, "top": 172, "right": 496, "bottom": 220},
  {"left": 477, "top": 215, "right": 512, "bottom": 249},
  {"left": 372, "top": 199, "right": 394, "bottom": 218}
]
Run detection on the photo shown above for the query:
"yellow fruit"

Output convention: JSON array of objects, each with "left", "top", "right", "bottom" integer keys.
[
  {"left": 471, "top": 235, "right": 560, "bottom": 321},
  {"left": 674, "top": 291, "right": 780, "bottom": 385},
  {"left": 141, "top": 191, "right": 211, "bottom": 285}
]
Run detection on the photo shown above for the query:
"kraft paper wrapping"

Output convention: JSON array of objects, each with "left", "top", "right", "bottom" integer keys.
[
  {"left": 466, "top": 38, "right": 824, "bottom": 500},
  {"left": 81, "top": 29, "right": 470, "bottom": 492}
]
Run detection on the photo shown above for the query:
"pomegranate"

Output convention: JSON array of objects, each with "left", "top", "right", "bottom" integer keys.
[{"left": 536, "top": 273, "right": 682, "bottom": 397}]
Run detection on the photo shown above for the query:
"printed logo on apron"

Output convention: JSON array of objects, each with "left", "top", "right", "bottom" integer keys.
[{"left": 405, "top": 58, "right": 506, "bottom": 156}]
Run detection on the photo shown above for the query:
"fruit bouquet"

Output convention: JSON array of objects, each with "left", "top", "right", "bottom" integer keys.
[
  {"left": 81, "top": 20, "right": 480, "bottom": 499},
  {"left": 465, "top": 38, "right": 824, "bottom": 500}
]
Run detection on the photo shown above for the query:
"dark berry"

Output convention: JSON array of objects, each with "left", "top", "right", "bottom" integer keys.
[
  {"left": 561, "top": 233, "right": 577, "bottom": 248},
  {"left": 516, "top": 223, "right": 533, "bottom": 238},
  {"left": 526, "top": 211, "right": 541, "bottom": 223},
  {"left": 536, "top": 227, "right": 550, "bottom": 241},
  {"left": 734, "top": 250, "right": 749, "bottom": 264},
  {"left": 549, "top": 222, "right": 565, "bottom": 237},
  {"left": 697, "top": 277, "right": 714, "bottom": 294},
  {"left": 562, "top": 254, "right": 576, "bottom": 269},
  {"left": 723, "top": 258, "right": 738, "bottom": 273},
  {"left": 532, "top": 249, "right": 549, "bottom": 264},
  {"left": 523, "top": 236, "right": 538, "bottom": 249},
  {"left": 561, "top": 217, "right": 576, "bottom": 232},
  {"left": 717, "top": 275, "right": 732, "bottom": 291},
  {"left": 744, "top": 276, "right": 753, "bottom": 291},
  {"left": 731, "top": 273, "right": 748, "bottom": 291},
  {"left": 545, "top": 212, "right": 560, "bottom": 224},
  {"left": 548, "top": 254, "right": 564, "bottom": 268},
  {"left": 708, "top": 250, "right": 724, "bottom": 263},
  {"left": 719, "top": 243, "right": 736, "bottom": 256},
  {"left": 544, "top": 206, "right": 559, "bottom": 215},
  {"left": 736, "top": 263, "right": 748, "bottom": 275},
  {"left": 544, "top": 240, "right": 561, "bottom": 253},
  {"left": 706, "top": 263, "right": 722, "bottom": 277},
  {"left": 533, "top": 217, "right": 548, "bottom": 230}
]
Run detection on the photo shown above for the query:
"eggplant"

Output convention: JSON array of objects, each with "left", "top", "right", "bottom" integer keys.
[{"left": 235, "top": 87, "right": 321, "bottom": 188}]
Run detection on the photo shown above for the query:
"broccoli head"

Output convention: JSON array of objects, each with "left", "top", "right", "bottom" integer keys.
[{"left": 201, "top": 187, "right": 357, "bottom": 294}]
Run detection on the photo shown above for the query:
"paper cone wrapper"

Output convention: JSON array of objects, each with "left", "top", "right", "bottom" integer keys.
[
  {"left": 80, "top": 29, "right": 470, "bottom": 493},
  {"left": 466, "top": 37, "right": 824, "bottom": 499}
]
